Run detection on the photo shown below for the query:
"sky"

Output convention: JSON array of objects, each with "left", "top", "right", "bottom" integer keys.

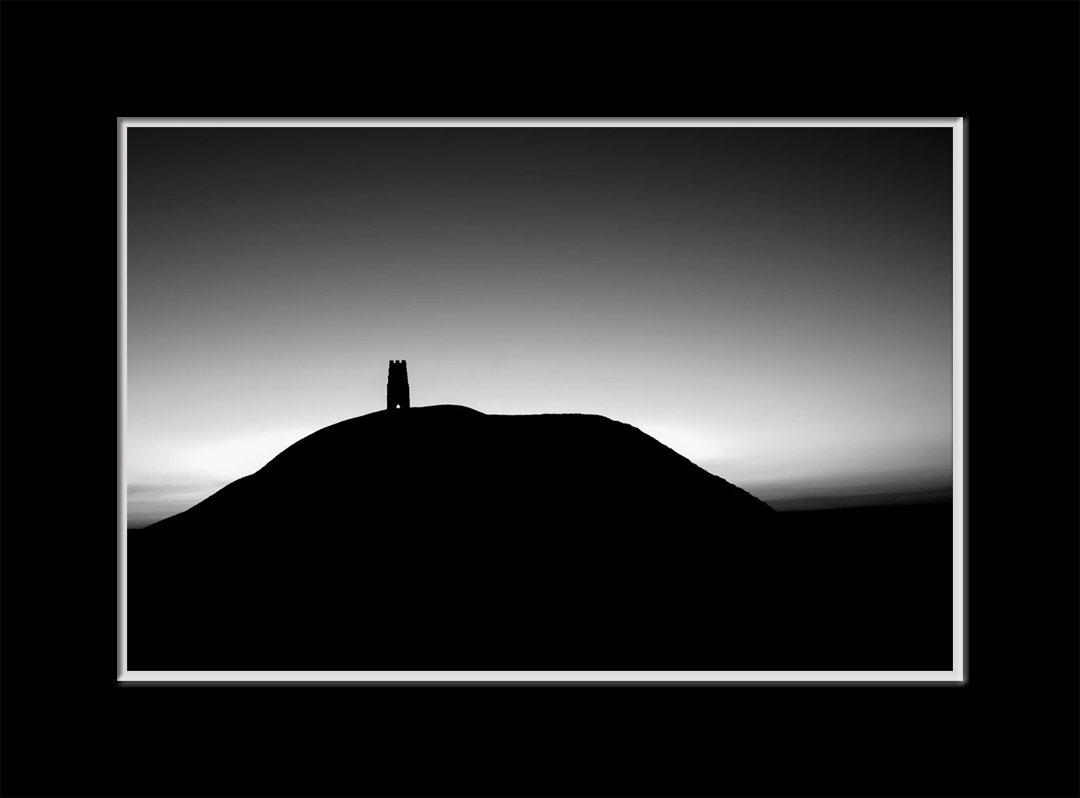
[{"left": 125, "top": 123, "right": 954, "bottom": 524}]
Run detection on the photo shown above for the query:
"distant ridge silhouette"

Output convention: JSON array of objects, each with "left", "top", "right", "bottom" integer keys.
[{"left": 129, "top": 405, "right": 951, "bottom": 671}]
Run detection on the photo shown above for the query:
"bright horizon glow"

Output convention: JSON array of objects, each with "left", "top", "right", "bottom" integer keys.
[{"left": 126, "top": 404, "right": 950, "bottom": 526}]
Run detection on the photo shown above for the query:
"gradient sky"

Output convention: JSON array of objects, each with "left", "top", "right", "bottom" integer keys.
[{"left": 125, "top": 124, "right": 954, "bottom": 524}]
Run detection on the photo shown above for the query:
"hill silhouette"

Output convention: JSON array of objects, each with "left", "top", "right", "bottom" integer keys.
[
  {"left": 146, "top": 405, "right": 774, "bottom": 534},
  {"left": 128, "top": 406, "right": 952, "bottom": 671}
]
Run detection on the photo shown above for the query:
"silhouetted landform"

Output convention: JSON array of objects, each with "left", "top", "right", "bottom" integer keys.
[
  {"left": 386, "top": 359, "right": 409, "bottom": 410},
  {"left": 129, "top": 406, "right": 952, "bottom": 671},
  {"left": 766, "top": 487, "right": 953, "bottom": 512}
]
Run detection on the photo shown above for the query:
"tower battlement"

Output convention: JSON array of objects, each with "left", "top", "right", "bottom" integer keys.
[{"left": 387, "top": 360, "right": 410, "bottom": 410}]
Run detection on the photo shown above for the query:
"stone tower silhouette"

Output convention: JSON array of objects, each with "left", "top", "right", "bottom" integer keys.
[{"left": 387, "top": 360, "right": 410, "bottom": 410}]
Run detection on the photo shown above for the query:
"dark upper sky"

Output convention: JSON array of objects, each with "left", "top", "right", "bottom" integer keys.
[{"left": 126, "top": 124, "right": 954, "bottom": 523}]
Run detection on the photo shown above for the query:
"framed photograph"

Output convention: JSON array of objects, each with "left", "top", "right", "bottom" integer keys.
[{"left": 119, "top": 118, "right": 964, "bottom": 684}]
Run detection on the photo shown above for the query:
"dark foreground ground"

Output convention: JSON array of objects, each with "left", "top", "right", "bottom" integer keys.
[{"left": 127, "top": 501, "right": 953, "bottom": 672}]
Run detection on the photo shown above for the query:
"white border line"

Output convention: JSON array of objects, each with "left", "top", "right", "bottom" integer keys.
[
  {"left": 120, "top": 122, "right": 129, "bottom": 678},
  {"left": 124, "top": 118, "right": 958, "bottom": 129},
  {"left": 952, "top": 118, "right": 965, "bottom": 682},
  {"left": 119, "top": 118, "right": 964, "bottom": 683},
  {"left": 121, "top": 670, "right": 962, "bottom": 682}
]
